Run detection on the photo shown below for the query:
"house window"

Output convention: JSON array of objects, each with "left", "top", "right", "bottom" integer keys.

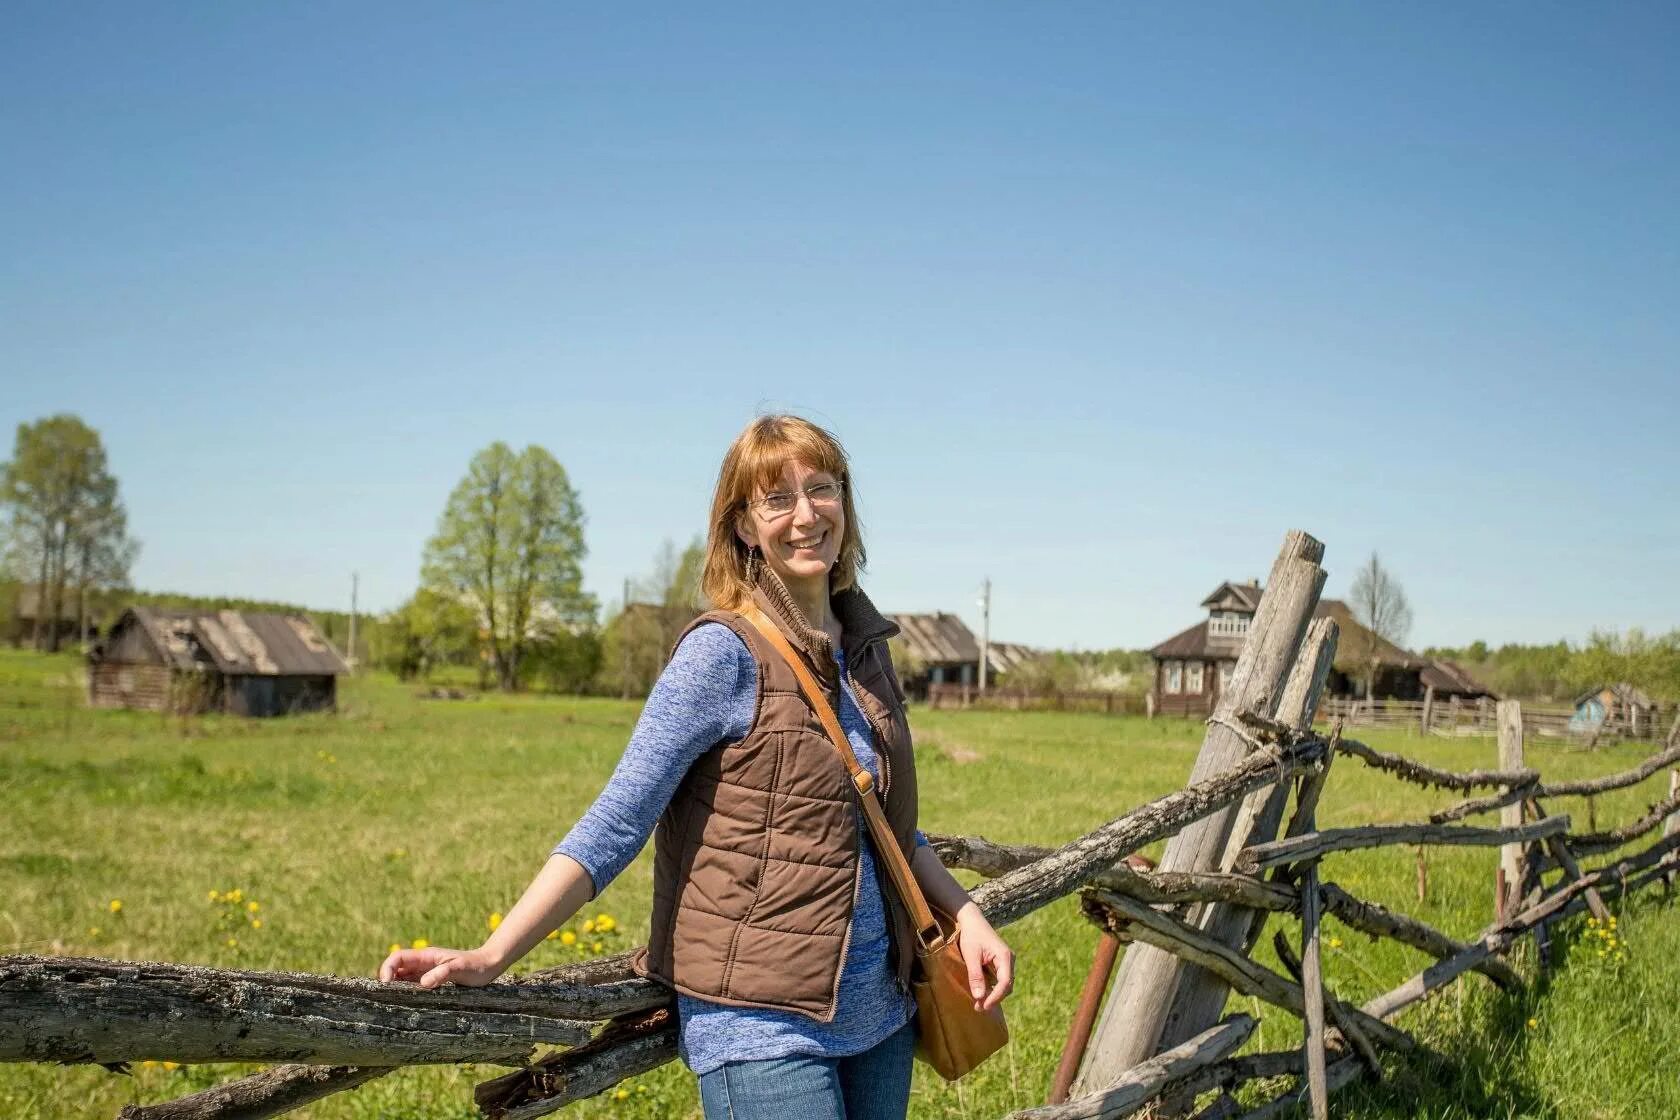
[
  {"left": 1209, "top": 611, "right": 1251, "bottom": 637},
  {"left": 1219, "top": 661, "right": 1234, "bottom": 691},
  {"left": 1186, "top": 663, "right": 1205, "bottom": 693},
  {"left": 1165, "top": 661, "right": 1183, "bottom": 693}
]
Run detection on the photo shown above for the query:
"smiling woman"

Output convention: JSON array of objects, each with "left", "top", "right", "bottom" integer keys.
[{"left": 377, "top": 413, "right": 1013, "bottom": 1120}]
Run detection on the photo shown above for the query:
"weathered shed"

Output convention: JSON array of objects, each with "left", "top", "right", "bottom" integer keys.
[
  {"left": 1570, "top": 682, "right": 1658, "bottom": 738},
  {"left": 886, "top": 612, "right": 1035, "bottom": 697},
  {"left": 89, "top": 607, "right": 349, "bottom": 716}
]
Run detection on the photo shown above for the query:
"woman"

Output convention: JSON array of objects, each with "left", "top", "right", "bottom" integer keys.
[{"left": 379, "top": 415, "right": 1013, "bottom": 1119}]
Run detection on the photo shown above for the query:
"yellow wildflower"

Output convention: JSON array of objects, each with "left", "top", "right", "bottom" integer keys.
[
  {"left": 546, "top": 929, "right": 559, "bottom": 940},
  {"left": 1587, "top": 917, "right": 1598, "bottom": 927},
  {"left": 581, "top": 918, "right": 596, "bottom": 934},
  {"left": 596, "top": 914, "right": 617, "bottom": 933},
  {"left": 141, "top": 1060, "right": 156, "bottom": 1068},
  {"left": 488, "top": 912, "right": 503, "bottom": 931},
  {"left": 108, "top": 899, "right": 123, "bottom": 914},
  {"left": 1327, "top": 937, "right": 1343, "bottom": 950},
  {"left": 614, "top": 1088, "right": 629, "bottom": 1102},
  {"left": 208, "top": 890, "right": 220, "bottom": 901},
  {"left": 250, "top": 918, "right": 263, "bottom": 929},
  {"left": 247, "top": 901, "right": 260, "bottom": 913},
  {"left": 88, "top": 927, "right": 100, "bottom": 937},
  {"left": 1608, "top": 916, "right": 1617, "bottom": 927},
  {"left": 637, "top": 1085, "right": 648, "bottom": 1094},
  {"left": 411, "top": 938, "right": 430, "bottom": 949},
  {"left": 592, "top": 941, "right": 604, "bottom": 954},
  {"left": 1526, "top": 1018, "right": 1538, "bottom": 1029},
  {"left": 388, "top": 942, "right": 402, "bottom": 954},
  {"left": 560, "top": 930, "right": 577, "bottom": 946},
  {"left": 226, "top": 937, "right": 239, "bottom": 948},
  {"left": 162, "top": 1061, "right": 180, "bottom": 1071},
  {"left": 229, "top": 889, "right": 243, "bottom": 903}
]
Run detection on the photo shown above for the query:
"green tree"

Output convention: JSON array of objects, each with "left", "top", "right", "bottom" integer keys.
[
  {"left": 380, "top": 588, "right": 481, "bottom": 680},
  {"left": 421, "top": 442, "right": 594, "bottom": 691},
  {"left": 1, "top": 415, "right": 139, "bottom": 651},
  {"left": 596, "top": 536, "right": 706, "bottom": 698}
]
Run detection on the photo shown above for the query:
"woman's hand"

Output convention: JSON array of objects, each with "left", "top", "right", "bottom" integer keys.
[
  {"left": 954, "top": 902, "right": 1014, "bottom": 1012},
  {"left": 377, "top": 944, "right": 504, "bottom": 989}
]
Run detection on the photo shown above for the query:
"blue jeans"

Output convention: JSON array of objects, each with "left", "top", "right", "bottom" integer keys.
[{"left": 697, "top": 1020, "right": 916, "bottom": 1120}]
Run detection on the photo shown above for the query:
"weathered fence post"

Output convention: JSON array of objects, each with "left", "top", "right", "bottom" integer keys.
[
  {"left": 1071, "top": 531, "right": 1327, "bottom": 1094},
  {"left": 1421, "top": 685, "right": 1435, "bottom": 737},
  {"left": 1498, "top": 701, "right": 1526, "bottom": 916},
  {"left": 1665, "top": 770, "right": 1680, "bottom": 892}
]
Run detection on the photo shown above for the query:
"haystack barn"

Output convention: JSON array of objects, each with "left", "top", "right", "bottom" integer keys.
[
  {"left": 1148, "top": 581, "right": 1484, "bottom": 717},
  {"left": 89, "top": 607, "right": 349, "bottom": 716}
]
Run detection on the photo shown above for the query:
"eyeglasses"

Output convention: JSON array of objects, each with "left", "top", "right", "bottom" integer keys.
[{"left": 747, "top": 479, "right": 844, "bottom": 519}]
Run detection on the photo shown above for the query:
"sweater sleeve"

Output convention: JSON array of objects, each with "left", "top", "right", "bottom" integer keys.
[{"left": 552, "top": 623, "right": 755, "bottom": 896}]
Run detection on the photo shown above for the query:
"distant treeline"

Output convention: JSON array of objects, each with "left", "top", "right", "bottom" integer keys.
[{"left": 1424, "top": 630, "right": 1680, "bottom": 704}]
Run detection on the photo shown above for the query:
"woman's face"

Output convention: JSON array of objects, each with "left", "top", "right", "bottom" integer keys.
[{"left": 736, "top": 459, "right": 845, "bottom": 591}]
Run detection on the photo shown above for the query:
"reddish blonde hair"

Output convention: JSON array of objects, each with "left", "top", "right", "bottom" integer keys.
[{"left": 702, "top": 415, "right": 866, "bottom": 610}]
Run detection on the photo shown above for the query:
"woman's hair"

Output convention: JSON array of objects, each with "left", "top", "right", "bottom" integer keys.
[{"left": 701, "top": 414, "right": 866, "bottom": 610}]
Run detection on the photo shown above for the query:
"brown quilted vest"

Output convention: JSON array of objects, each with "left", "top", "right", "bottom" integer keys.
[{"left": 629, "top": 575, "right": 920, "bottom": 1021}]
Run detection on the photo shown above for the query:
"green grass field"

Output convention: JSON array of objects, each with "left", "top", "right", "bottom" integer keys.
[{"left": 3, "top": 647, "right": 1677, "bottom": 1119}]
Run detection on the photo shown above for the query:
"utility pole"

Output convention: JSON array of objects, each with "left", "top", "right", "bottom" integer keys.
[
  {"left": 347, "top": 571, "right": 359, "bottom": 671},
  {"left": 978, "top": 576, "right": 991, "bottom": 693},
  {"left": 620, "top": 576, "right": 632, "bottom": 701}
]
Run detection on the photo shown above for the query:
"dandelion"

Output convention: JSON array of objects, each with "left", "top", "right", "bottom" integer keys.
[
  {"left": 1608, "top": 916, "right": 1618, "bottom": 928},
  {"left": 229, "top": 889, "right": 243, "bottom": 903},
  {"left": 1526, "top": 1018, "right": 1538, "bottom": 1029},
  {"left": 109, "top": 899, "right": 123, "bottom": 914},
  {"left": 592, "top": 941, "right": 604, "bottom": 954},
  {"left": 613, "top": 1088, "right": 629, "bottom": 1102},
  {"left": 247, "top": 901, "right": 260, "bottom": 913},
  {"left": 411, "top": 938, "right": 430, "bottom": 949},
  {"left": 208, "top": 889, "right": 219, "bottom": 901},
  {"left": 250, "top": 918, "right": 263, "bottom": 929},
  {"left": 388, "top": 942, "right": 402, "bottom": 954},
  {"left": 582, "top": 918, "right": 596, "bottom": 934},
  {"left": 596, "top": 914, "right": 617, "bottom": 933},
  {"left": 1587, "top": 917, "right": 1599, "bottom": 927},
  {"left": 1327, "top": 937, "right": 1343, "bottom": 950},
  {"left": 488, "top": 911, "right": 503, "bottom": 931},
  {"left": 162, "top": 1061, "right": 180, "bottom": 1071},
  {"left": 560, "top": 930, "right": 577, "bottom": 946},
  {"left": 88, "top": 927, "right": 100, "bottom": 937},
  {"left": 637, "top": 1085, "right": 648, "bottom": 1095},
  {"left": 226, "top": 937, "right": 239, "bottom": 949}
]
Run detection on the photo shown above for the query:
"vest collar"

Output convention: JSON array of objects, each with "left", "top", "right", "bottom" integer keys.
[{"left": 750, "top": 567, "right": 899, "bottom": 667}]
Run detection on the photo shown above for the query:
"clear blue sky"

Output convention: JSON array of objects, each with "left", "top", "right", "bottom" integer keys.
[{"left": 4, "top": 3, "right": 1676, "bottom": 651}]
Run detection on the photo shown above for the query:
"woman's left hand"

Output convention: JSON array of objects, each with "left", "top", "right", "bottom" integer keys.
[{"left": 954, "top": 902, "right": 1014, "bottom": 1012}]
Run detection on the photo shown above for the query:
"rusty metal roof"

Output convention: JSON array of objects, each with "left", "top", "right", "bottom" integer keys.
[{"left": 103, "top": 607, "right": 349, "bottom": 676}]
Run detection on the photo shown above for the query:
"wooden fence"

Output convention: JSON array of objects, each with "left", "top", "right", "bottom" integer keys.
[
  {"left": 925, "top": 683, "right": 1148, "bottom": 716},
  {"left": 4, "top": 530, "right": 1679, "bottom": 1120},
  {"left": 1316, "top": 696, "right": 1676, "bottom": 744}
]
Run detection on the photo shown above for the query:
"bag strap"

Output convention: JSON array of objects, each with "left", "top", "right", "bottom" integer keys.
[{"left": 740, "top": 604, "right": 943, "bottom": 948}]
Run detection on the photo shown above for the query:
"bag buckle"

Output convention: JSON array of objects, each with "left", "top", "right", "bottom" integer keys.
[{"left": 853, "top": 771, "right": 874, "bottom": 795}]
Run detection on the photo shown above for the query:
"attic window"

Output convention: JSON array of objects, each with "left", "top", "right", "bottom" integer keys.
[{"left": 1209, "top": 611, "right": 1250, "bottom": 637}]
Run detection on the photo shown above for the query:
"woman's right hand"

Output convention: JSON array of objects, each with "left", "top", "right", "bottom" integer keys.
[{"left": 377, "top": 944, "right": 504, "bottom": 989}]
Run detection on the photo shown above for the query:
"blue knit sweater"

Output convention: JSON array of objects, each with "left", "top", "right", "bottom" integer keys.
[{"left": 553, "top": 622, "right": 921, "bottom": 1074}]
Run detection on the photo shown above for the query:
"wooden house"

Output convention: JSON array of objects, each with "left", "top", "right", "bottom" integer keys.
[
  {"left": 1148, "top": 581, "right": 1471, "bottom": 717},
  {"left": 89, "top": 607, "right": 349, "bottom": 716},
  {"left": 886, "top": 612, "right": 1035, "bottom": 699}
]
